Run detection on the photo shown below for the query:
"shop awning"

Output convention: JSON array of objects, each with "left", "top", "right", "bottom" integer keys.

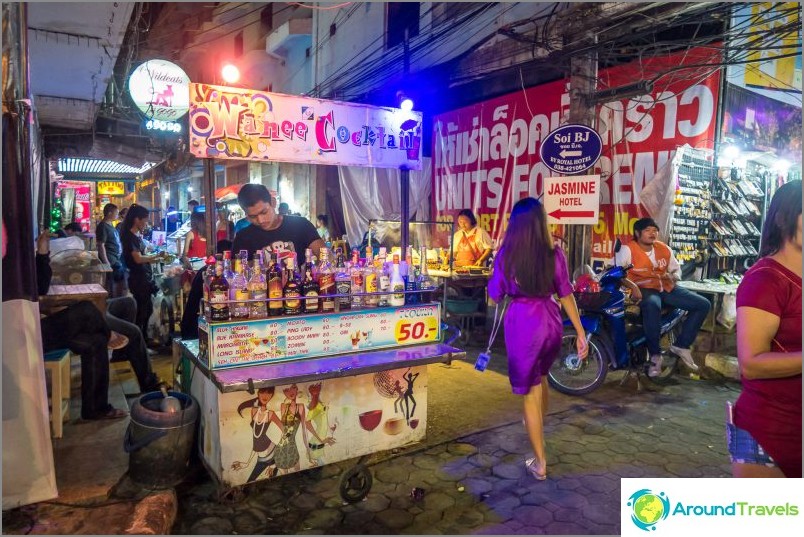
[{"left": 215, "top": 184, "right": 243, "bottom": 202}]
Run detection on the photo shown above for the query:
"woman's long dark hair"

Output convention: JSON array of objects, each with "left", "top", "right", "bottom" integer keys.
[
  {"left": 237, "top": 387, "right": 275, "bottom": 417},
  {"left": 122, "top": 204, "right": 149, "bottom": 233},
  {"left": 760, "top": 179, "right": 802, "bottom": 257},
  {"left": 498, "top": 197, "right": 554, "bottom": 296}
]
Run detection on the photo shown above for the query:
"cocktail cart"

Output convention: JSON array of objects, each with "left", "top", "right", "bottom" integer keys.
[
  {"left": 175, "top": 82, "right": 465, "bottom": 501},
  {"left": 176, "top": 291, "right": 463, "bottom": 501}
]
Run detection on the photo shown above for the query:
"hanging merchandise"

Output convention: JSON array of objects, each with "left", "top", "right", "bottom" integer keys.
[{"left": 667, "top": 149, "right": 713, "bottom": 265}]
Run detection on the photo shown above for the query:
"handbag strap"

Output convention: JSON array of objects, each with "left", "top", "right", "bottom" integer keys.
[{"left": 485, "top": 298, "right": 509, "bottom": 354}]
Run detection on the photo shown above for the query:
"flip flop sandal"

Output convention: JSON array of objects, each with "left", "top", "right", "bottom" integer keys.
[{"left": 525, "top": 457, "right": 547, "bottom": 481}]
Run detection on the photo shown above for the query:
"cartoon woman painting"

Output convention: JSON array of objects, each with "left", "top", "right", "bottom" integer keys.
[
  {"left": 231, "top": 387, "right": 284, "bottom": 483},
  {"left": 305, "top": 382, "right": 337, "bottom": 466},
  {"left": 274, "top": 383, "right": 333, "bottom": 474}
]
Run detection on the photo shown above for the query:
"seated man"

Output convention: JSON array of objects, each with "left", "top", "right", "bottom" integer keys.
[
  {"left": 36, "top": 232, "right": 128, "bottom": 419},
  {"left": 615, "top": 218, "right": 711, "bottom": 376},
  {"left": 106, "top": 295, "right": 164, "bottom": 393}
]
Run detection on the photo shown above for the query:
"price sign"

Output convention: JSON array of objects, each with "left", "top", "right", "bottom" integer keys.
[{"left": 394, "top": 316, "right": 439, "bottom": 344}]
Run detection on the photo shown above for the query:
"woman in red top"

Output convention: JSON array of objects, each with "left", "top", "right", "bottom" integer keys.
[
  {"left": 182, "top": 211, "right": 208, "bottom": 261},
  {"left": 731, "top": 179, "right": 802, "bottom": 478}
]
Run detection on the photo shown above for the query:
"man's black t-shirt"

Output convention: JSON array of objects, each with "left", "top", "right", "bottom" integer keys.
[
  {"left": 121, "top": 229, "right": 153, "bottom": 285},
  {"left": 96, "top": 221, "right": 121, "bottom": 265},
  {"left": 232, "top": 215, "right": 320, "bottom": 258}
]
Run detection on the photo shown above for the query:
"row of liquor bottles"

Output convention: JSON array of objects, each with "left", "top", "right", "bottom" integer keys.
[{"left": 203, "top": 246, "right": 438, "bottom": 322}]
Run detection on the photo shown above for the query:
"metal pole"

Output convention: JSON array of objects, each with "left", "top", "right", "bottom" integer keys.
[
  {"left": 400, "top": 28, "right": 411, "bottom": 255},
  {"left": 202, "top": 158, "right": 216, "bottom": 256},
  {"left": 401, "top": 169, "right": 410, "bottom": 254}
]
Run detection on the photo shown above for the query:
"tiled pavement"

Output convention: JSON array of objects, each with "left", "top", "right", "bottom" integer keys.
[{"left": 176, "top": 371, "right": 738, "bottom": 535}]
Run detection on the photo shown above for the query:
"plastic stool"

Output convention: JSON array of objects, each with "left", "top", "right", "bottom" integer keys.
[{"left": 43, "top": 349, "right": 72, "bottom": 438}]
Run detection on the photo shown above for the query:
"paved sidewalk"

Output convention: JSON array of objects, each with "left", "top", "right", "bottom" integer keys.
[{"left": 175, "top": 373, "right": 737, "bottom": 535}]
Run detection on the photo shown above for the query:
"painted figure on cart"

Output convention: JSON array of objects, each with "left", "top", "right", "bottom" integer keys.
[
  {"left": 305, "top": 382, "right": 337, "bottom": 467},
  {"left": 231, "top": 387, "right": 284, "bottom": 482},
  {"left": 275, "top": 383, "right": 334, "bottom": 474},
  {"left": 402, "top": 369, "right": 419, "bottom": 424}
]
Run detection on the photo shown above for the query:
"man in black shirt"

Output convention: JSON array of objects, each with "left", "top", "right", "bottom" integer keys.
[
  {"left": 232, "top": 184, "right": 324, "bottom": 260},
  {"left": 96, "top": 203, "right": 125, "bottom": 297}
]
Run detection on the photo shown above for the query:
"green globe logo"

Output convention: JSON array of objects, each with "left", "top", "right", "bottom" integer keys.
[{"left": 627, "top": 489, "right": 670, "bottom": 531}]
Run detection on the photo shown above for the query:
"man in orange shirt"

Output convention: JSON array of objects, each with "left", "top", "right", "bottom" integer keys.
[{"left": 616, "top": 218, "right": 710, "bottom": 376}]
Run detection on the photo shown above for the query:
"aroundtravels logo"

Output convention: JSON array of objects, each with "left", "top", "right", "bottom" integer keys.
[{"left": 627, "top": 489, "right": 671, "bottom": 531}]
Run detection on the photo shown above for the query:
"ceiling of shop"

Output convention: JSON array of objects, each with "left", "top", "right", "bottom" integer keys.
[{"left": 27, "top": 2, "right": 135, "bottom": 130}]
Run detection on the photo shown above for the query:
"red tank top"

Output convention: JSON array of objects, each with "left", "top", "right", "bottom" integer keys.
[{"left": 186, "top": 231, "right": 207, "bottom": 258}]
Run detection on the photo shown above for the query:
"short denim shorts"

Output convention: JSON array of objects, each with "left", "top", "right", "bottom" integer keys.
[{"left": 726, "top": 422, "right": 778, "bottom": 467}]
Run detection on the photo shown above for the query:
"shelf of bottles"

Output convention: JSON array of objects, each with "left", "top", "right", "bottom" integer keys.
[
  {"left": 668, "top": 149, "right": 714, "bottom": 264},
  {"left": 197, "top": 245, "right": 443, "bottom": 370}
]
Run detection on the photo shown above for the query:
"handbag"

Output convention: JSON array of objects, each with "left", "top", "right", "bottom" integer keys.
[{"left": 475, "top": 298, "right": 509, "bottom": 372}]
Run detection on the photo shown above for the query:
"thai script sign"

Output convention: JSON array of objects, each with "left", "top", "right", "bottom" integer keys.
[
  {"left": 128, "top": 59, "right": 191, "bottom": 121},
  {"left": 432, "top": 46, "right": 721, "bottom": 271},
  {"left": 188, "top": 83, "right": 423, "bottom": 169},
  {"left": 200, "top": 303, "right": 440, "bottom": 369},
  {"left": 540, "top": 125, "right": 602, "bottom": 174}
]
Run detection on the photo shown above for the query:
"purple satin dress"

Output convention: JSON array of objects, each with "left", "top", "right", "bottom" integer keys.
[{"left": 488, "top": 247, "right": 573, "bottom": 395}]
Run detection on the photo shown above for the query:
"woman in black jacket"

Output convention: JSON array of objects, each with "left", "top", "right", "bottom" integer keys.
[{"left": 120, "top": 204, "right": 166, "bottom": 339}]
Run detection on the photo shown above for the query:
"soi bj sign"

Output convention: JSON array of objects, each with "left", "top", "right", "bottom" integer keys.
[
  {"left": 539, "top": 124, "right": 602, "bottom": 174},
  {"left": 544, "top": 175, "right": 601, "bottom": 225},
  {"left": 188, "top": 83, "right": 423, "bottom": 169}
]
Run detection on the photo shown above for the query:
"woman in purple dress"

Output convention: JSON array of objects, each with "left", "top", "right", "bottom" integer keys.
[{"left": 488, "top": 197, "right": 588, "bottom": 480}]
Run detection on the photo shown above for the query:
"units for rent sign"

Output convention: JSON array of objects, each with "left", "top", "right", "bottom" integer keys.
[
  {"left": 544, "top": 175, "right": 601, "bottom": 225},
  {"left": 432, "top": 46, "right": 722, "bottom": 270},
  {"left": 188, "top": 83, "right": 423, "bottom": 169}
]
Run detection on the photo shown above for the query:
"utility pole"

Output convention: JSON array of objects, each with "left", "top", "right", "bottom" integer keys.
[
  {"left": 202, "top": 158, "right": 216, "bottom": 256},
  {"left": 565, "top": 7, "right": 599, "bottom": 276}
]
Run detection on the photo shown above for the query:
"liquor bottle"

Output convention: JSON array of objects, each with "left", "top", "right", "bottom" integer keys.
[
  {"left": 248, "top": 256, "right": 268, "bottom": 319},
  {"left": 334, "top": 248, "right": 351, "bottom": 311},
  {"left": 376, "top": 246, "right": 387, "bottom": 270},
  {"left": 418, "top": 246, "right": 437, "bottom": 303},
  {"left": 389, "top": 255, "right": 406, "bottom": 307},
  {"left": 231, "top": 258, "right": 250, "bottom": 319},
  {"left": 283, "top": 254, "right": 302, "bottom": 316},
  {"left": 350, "top": 249, "right": 364, "bottom": 309},
  {"left": 238, "top": 250, "right": 250, "bottom": 280},
  {"left": 304, "top": 248, "right": 315, "bottom": 277},
  {"left": 202, "top": 256, "right": 216, "bottom": 318},
  {"left": 222, "top": 250, "right": 234, "bottom": 283},
  {"left": 318, "top": 248, "right": 336, "bottom": 313},
  {"left": 209, "top": 261, "right": 230, "bottom": 321},
  {"left": 364, "top": 250, "right": 379, "bottom": 308},
  {"left": 267, "top": 251, "right": 284, "bottom": 317},
  {"left": 302, "top": 263, "right": 321, "bottom": 314},
  {"left": 378, "top": 258, "right": 390, "bottom": 307},
  {"left": 406, "top": 261, "right": 420, "bottom": 305}
]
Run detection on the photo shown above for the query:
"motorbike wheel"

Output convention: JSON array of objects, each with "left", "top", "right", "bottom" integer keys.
[{"left": 548, "top": 329, "right": 611, "bottom": 396}]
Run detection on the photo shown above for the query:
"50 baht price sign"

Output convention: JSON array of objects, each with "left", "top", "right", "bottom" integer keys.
[{"left": 203, "top": 303, "right": 442, "bottom": 369}]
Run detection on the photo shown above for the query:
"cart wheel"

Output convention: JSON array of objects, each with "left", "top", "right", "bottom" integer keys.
[{"left": 339, "top": 464, "right": 373, "bottom": 503}]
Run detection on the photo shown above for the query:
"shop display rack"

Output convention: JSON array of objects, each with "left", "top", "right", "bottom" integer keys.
[{"left": 668, "top": 149, "right": 713, "bottom": 264}]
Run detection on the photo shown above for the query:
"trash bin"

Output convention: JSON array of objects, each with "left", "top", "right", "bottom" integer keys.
[{"left": 124, "top": 390, "right": 199, "bottom": 488}]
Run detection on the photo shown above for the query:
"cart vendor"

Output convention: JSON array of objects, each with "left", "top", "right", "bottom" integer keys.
[
  {"left": 452, "top": 209, "right": 493, "bottom": 268},
  {"left": 233, "top": 184, "right": 325, "bottom": 259}
]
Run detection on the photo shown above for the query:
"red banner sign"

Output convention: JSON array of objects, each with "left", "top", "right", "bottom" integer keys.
[{"left": 432, "top": 47, "right": 722, "bottom": 270}]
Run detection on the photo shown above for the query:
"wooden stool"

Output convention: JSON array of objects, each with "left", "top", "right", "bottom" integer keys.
[{"left": 43, "top": 348, "right": 72, "bottom": 438}]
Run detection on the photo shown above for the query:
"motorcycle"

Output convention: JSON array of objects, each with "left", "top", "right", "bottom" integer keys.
[{"left": 547, "top": 242, "right": 686, "bottom": 396}]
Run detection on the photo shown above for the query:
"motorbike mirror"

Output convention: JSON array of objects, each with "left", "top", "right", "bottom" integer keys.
[{"left": 614, "top": 238, "right": 622, "bottom": 253}]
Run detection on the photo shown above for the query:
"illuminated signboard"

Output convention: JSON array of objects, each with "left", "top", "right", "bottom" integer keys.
[
  {"left": 146, "top": 119, "right": 182, "bottom": 133},
  {"left": 97, "top": 181, "right": 126, "bottom": 195},
  {"left": 128, "top": 59, "right": 190, "bottom": 121},
  {"left": 188, "top": 83, "right": 423, "bottom": 169}
]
